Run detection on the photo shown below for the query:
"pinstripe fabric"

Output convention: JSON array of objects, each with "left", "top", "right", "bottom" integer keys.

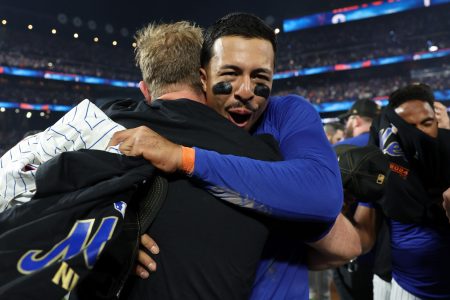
[
  {"left": 391, "top": 278, "right": 422, "bottom": 300},
  {"left": 0, "top": 99, "right": 125, "bottom": 212},
  {"left": 373, "top": 274, "right": 391, "bottom": 300}
]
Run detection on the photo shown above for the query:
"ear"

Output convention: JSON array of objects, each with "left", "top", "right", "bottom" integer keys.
[
  {"left": 199, "top": 68, "right": 207, "bottom": 93},
  {"left": 139, "top": 81, "right": 152, "bottom": 102}
]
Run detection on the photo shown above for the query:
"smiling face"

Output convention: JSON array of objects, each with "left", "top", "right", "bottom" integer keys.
[
  {"left": 200, "top": 36, "right": 275, "bottom": 131},
  {"left": 395, "top": 99, "right": 438, "bottom": 138}
]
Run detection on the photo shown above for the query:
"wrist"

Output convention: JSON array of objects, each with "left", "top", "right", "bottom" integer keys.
[{"left": 180, "top": 146, "right": 195, "bottom": 175}]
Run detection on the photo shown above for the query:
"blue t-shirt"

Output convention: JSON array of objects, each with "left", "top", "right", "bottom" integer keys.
[{"left": 193, "top": 95, "right": 343, "bottom": 299}]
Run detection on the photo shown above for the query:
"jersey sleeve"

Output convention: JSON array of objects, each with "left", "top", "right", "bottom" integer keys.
[
  {"left": 0, "top": 100, "right": 124, "bottom": 212},
  {"left": 192, "top": 95, "right": 343, "bottom": 223}
]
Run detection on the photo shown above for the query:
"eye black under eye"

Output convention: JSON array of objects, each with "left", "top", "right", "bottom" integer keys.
[{"left": 254, "top": 84, "right": 270, "bottom": 99}]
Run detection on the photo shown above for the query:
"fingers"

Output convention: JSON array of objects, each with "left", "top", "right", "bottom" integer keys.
[
  {"left": 434, "top": 102, "right": 448, "bottom": 118},
  {"left": 135, "top": 263, "right": 150, "bottom": 279},
  {"left": 108, "top": 129, "right": 135, "bottom": 148},
  {"left": 133, "top": 234, "right": 160, "bottom": 279},
  {"left": 434, "top": 101, "right": 445, "bottom": 110},
  {"left": 138, "top": 249, "right": 157, "bottom": 271},
  {"left": 434, "top": 102, "right": 450, "bottom": 129},
  {"left": 141, "top": 234, "right": 160, "bottom": 254}
]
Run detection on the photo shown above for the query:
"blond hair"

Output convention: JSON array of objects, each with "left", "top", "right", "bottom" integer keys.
[{"left": 135, "top": 21, "right": 203, "bottom": 98}]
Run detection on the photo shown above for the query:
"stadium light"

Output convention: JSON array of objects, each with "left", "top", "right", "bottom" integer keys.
[
  {"left": 427, "top": 40, "right": 438, "bottom": 52},
  {"left": 51, "top": 28, "right": 57, "bottom": 34},
  {"left": 93, "top": 37, "right": 99, "bottom": 42},
  {"left": 1, "top": 19, "right": 7, "bottom": 26},
  {"left": 274, "top": 28, "right": 280, "bottom": 34},
  {"left": 0, "top": 107, "right": 5, "bottom": 112},
  {"left": 74, "top": 33, "right": 79, "bottom": 39},
  {"left": 132, "top": 42, "right": 137, "bottom": 48},
  {"left": 40, "top": 112, "right": 45, "bottom": 117},
  {"left": 112, "top": 40, "right": 118, "bottom": 46},
  {"left": 26, "top": 112, "right": 32, "bottom": 118},
  {"left": 27, "top": 24, "right": 33, "bottom": 30},
  {"left": 429, "top": 45, "right": 439, "bottom": 52}
]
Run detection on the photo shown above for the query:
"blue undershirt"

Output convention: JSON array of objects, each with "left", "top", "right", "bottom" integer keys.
[{"left": 193, "top": 95, "right": 343, "bottom": 299}]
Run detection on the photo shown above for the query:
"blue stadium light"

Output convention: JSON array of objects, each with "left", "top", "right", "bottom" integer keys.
[
  {"left": 0, "top": 65, "right": 139, "bottom": 88},
  {"left": 274, "top": 48, "right": 450, "bottom": 80},
  {"left": 283, "top": 0, "right": 450, "bottom": 32},
  {"left": 313, "top": 89, "right": 450, "bottom": 113},
  {"left": 1, "top": 89, "right": 448, "bottom": 114},
  {"left": 0, "top": 49, "right": 448, "bottom": 90}
]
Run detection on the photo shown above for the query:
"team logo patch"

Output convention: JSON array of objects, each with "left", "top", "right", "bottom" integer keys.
[
  {"left": 114, "top": 201, "right": 127, "bottom": 218},
  {"left": 18, "top": 217, "right": 118, "bottom": 275},
  {"left": 379, "top": 126, "right": 404, "bottom": 158}
]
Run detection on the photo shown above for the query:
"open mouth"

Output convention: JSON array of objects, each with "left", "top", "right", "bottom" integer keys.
[{"left": 227, "top": 109, "right": 252, "bottom": 127}]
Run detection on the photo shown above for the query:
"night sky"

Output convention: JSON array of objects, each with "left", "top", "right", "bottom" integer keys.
[{"left": 0, "top": 0, "right": 370, "bottom": 32}]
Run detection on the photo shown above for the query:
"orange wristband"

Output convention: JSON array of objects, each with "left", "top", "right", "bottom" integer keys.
[{"left": 181, "top": 146, "right": 195, "bottom": 175}]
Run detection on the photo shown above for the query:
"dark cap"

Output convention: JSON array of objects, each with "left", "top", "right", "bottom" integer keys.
[
  {"left": 339, "top": 100, "right": 381, "bottom": 120},
  {"left": 334, "top": 144, "right": 390, "bottom": 202}
]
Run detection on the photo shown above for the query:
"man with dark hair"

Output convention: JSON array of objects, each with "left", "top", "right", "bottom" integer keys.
[
  {"left": 370, "top": 83, "right": 450, "bottom": 299},
  {"left": 200, "top": 12, "right": 277, "bottom": 75},
  {"left": 112, "top": 13, "right": 360, "bottom": 300}
]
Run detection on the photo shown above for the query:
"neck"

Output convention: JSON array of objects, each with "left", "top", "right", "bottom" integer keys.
[
  {"left": 156, "top": 85, "right": 206, "bottom": 104},
  {"left": 354, "top": 123, "right": 371, "bottom": 137}
]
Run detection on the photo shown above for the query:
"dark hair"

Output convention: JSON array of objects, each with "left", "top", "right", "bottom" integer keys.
[
  {"left": 201, "top": 12, "right": 277, "bottom": 67},
  {"left": 388, "top": 83, "right": 435, "bottom": 108}
]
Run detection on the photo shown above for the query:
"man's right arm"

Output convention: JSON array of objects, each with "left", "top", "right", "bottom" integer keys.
[
  {"left": 305, "top": 213, "right": 362, "bottom": 270},
  {"left": 109, "top": 97, "right": 343, "bottom": 223},
  {"left": 353, "top": 204, "right": 377, "bottom": 253}
]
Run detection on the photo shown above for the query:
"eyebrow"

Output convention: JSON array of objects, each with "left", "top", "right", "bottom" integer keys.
[
  {"left": 220, "top": 65, "right": 272, "bottom": 74},
  {"left": 220, "top": 64, "right": 240, "bottom": 71},
  {"left": 252, "top": 67, "right": 272, "bottom": 74}
]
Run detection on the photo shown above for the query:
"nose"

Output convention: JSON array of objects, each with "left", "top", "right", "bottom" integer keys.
[{"left": 234, "top": 77, "right": 254, "bottom": 102}]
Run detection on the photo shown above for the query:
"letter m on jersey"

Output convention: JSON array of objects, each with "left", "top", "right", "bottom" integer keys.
[{"left": 17, "top": 217, "right": 118, "bottom": 274}]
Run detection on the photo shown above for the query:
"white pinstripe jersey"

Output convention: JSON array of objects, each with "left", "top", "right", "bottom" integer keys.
[{"left": 0, "top": 99, "right": 125, "bottom": 212}]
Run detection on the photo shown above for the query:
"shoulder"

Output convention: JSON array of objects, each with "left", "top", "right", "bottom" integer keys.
[
  {"left": 267, "top": 94, "right": 314, "bottom": 114},
  {"left": 264, "top": 94, "right": 318, "bottom": 127}
]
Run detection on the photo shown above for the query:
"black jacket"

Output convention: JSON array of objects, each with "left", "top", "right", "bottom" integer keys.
[{"left": 0, "top": 150, "right": 157, "bottom": 299}]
